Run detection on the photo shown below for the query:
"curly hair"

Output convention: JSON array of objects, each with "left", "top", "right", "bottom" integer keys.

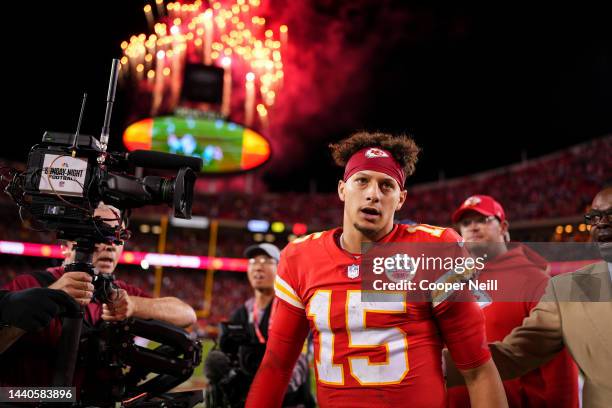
[{"left": 329, "top": 131, "right": 420, "bottom": 178}]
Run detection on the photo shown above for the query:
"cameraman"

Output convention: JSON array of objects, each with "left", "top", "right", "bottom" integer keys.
[
  {"left": 0, "top": 202, "right": 196, "bottom": 388},
  {"left": 216, "top": 243, "right": 313, "bottom": 408}
]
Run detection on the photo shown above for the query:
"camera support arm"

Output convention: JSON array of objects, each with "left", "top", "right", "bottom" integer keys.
[{"left": 88, "top": 318, "right": 202, "bottom": 404}]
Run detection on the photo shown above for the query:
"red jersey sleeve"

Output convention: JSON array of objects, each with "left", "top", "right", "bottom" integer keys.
[
  {"left": 435, "top": 300, "right": 491, "bottom": 370},
  {"left": 440, "top": 227, "right": 462, "bottom": 243},
  {"left": 434, "top": 228, "right": 491, "bottom": 369},
  {"left": 273, "top": 246, "right": 306, "bottom": 311}
]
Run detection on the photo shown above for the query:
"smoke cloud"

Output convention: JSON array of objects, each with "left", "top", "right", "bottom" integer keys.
[{"left": 260, "top": 0, "right": 424, "bottom": 174}]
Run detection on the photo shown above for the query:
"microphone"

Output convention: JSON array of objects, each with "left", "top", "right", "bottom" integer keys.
[
  {"left": 204, "top": 350, "right": 231, "bottom": 384},
  {"left": 127, "top": 150, "right": 203, "bottom": 171}
]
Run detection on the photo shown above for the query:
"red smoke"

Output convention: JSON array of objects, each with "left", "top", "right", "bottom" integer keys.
[{"left": 259, "top": 0, "right": 424, "bottom": 174}]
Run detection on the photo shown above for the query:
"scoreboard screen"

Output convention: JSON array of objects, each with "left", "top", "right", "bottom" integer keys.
[{"left": 123, "top": 116, "right": 271, "bottom": 173}]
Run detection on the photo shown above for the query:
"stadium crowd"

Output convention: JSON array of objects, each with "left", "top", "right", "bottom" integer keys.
[
  {"left": 125, "top": 135, "right": 611, "bottom": 227},
  {"left": 0, "top": 136, "right": 609, "bottom": 329}
]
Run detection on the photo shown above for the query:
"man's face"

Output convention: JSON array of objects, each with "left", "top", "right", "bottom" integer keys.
[
  {"left": 92, "top": 206, "right": 124, "bottom": 274},
  {"left": 458, "top": 211, "right": 507, "bottom": 253},
  {"left": 64, "top": 206, "right": 124, "bottom": 274},
  {"left": 589, "top": 188, "right": 612, "bottom": 246},
  {"left": 247, "top": 254, "right": 277, "bottom": 291},
  {"left": 338, "top": 170, "right": 407, "bottom": 239}
]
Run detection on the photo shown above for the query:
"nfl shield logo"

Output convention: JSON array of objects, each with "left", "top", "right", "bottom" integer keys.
[
  {"left": 473, "top": 289, "right": 492, "bottom": 309},
  {"left": 347, "top": 264, "right": 359, "bottom": 279}
]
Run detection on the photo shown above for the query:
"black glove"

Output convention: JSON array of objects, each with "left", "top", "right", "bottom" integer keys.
[{"left": 0, "top": 288, "right": 78, "bottom": 332}]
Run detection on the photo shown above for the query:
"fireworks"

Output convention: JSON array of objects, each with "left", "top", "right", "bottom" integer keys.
[{"left": 120, "top": 0, "right": 287, "bottom": 130}]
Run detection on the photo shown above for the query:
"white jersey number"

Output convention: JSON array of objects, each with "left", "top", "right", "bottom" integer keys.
[{"left": 308, "top": 290, "right": 409, "bottom": 385}]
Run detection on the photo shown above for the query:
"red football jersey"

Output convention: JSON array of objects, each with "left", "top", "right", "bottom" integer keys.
[{"left": 274, "top": 224, "right": 491, "bottom": 408}]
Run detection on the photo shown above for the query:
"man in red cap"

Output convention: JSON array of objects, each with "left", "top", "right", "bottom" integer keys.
[
  {"left": 448, "top": 195, "right": 579, "bottom": 408},
  {"left": 246, "top": 132, "right": 508, "bottom": 408},
  {"left": 452, "top": 195, "right": 509, "bottom": 259}
]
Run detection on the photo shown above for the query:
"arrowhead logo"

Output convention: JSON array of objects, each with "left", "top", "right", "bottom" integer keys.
[
  {"left": 464, "top": 196, "right": 481, "bottom": 207},
  {"left": 365, "top": 148, "right": 389, "bottom": 159}
]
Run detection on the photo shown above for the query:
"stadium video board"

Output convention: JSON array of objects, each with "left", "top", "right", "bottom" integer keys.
[{"left": 123, "top": 116, "right": 271, "bottom": 173}]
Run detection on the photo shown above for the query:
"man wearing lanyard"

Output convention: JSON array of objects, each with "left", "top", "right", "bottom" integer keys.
[
  {"left": 221, "top": 244, "right": 279, "bottom": 351},
  {"left": 226, "top": 243, "right": 313, "bottom": 407}
]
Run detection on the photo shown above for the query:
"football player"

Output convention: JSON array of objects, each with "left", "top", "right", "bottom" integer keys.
[{"left": 245, "top": 132, "right": 508, "bottom": 408}]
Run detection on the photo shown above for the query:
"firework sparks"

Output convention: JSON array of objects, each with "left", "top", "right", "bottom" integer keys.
[{"left": 121, "top": 0, "right": 287, "bottom": 130}]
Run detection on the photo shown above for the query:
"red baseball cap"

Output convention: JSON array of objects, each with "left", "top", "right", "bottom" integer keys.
[{"left": 452, "top": 195, "right": 506, "bottom": 224}]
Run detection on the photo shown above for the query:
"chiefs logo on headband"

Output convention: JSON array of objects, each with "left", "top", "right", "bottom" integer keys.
[
  {"left": 365, "top": 148, "right": 390, "bottom": 159},
  {"left": 344, "top": 147, "right": 405, "bottom": 187}
]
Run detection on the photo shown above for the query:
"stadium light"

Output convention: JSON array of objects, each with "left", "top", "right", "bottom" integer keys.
[
  {"left": 170, "top": 215, "right": 210, "bottom": 229},
  {"left": 0, "top": 240, "right": 250, "bottom": 272},
  {"left": 271, "top": 221, "right": 285, "bottom": 233},
  {"left": 0, "top": 239, "right": 597, "bottom": 276},
  {"left": 292, "top": 223, "right": 307, "bottom": 236},
  {"left": 248, "top": 219, "right": 269, "bottom": 233}
]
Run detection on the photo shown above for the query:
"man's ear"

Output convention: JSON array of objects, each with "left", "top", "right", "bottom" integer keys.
[
  {"left": 338, "top": 180, "right": 346, "bottom": 202},
  {"left": 396, "top": 189, "right": 408, "bottom": 211},
  {"left": 501, "top": 220, "right": 510, "bottom": 242},
  {"left": 60, "top": 241, "right": 74, "bottom": 257}
]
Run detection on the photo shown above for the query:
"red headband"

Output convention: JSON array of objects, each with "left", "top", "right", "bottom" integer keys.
[{"left": 343, "top": 147, "right": 406, "bottom": 187}]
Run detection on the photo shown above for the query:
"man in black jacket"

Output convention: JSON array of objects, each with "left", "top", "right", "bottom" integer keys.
[
  {"left": 232, "top": 243, "right": 281, "bottom": 340},
  {"left": 218, "top": 243, "right": 313, "bottom": 407}
]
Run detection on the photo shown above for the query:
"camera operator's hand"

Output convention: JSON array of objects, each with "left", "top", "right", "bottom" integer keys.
[
  {"left": 102, "top": 289, "right": 135, "bottom": 321},
  {"left": 49, "top": 272, "right": 94, "bottom": 306},
  {"left": 0, "top": 288, "right": 78, "bottom": 332}
]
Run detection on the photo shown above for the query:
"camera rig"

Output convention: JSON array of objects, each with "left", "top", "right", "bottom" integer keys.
[
  {"left": 2, "top": 59, "right": 203, "bottom": 301},
  {"left": 79, "top": 318, "right": 203, "bottom": 407},
  {"left": 0, "top": 59, "right": 204, "bottom": 407},
  {"left": 204, "top": 321, "right": 266, "bottom": 408}
]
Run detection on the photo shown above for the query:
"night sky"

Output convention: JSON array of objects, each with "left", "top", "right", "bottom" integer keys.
[{"left": 5, "top": 1, "right": 611, "bottom": 192}]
